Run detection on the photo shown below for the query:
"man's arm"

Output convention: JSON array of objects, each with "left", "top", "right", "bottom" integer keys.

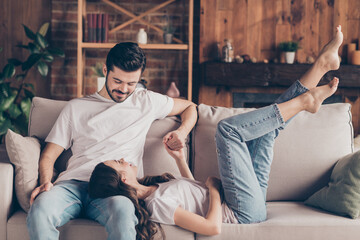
[
  {"left": 163, "top": 98, "right": 197, "bottom": 150},
  {"left": 30, "top": 142, "right": 64, "bottom": 205}
]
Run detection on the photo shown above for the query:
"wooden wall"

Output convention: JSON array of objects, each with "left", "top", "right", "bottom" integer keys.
[
  {"left": 199, "top": 0, "right": 360, "bottom": 64},
  {"left": 196, "top": 0, "right": 360, "bottom": 134},
  {"left": 0, "top": 0, "right": 52, "bottom": 98}
]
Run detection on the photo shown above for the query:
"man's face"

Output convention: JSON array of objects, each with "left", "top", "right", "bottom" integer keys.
[{"left": 103, "top": 65, "right": 141, "bottom": 103}]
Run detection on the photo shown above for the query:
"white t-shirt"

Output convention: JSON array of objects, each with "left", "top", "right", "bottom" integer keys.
[
  {"left": 144, "top": 177, "right": 238, "bottom": 225},
  {"left": 46, "top": 88, "right": 174, "bottom": 183}
]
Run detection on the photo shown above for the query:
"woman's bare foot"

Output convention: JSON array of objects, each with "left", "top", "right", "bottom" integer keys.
[
  {"left": 304, "top": 77, "right": 339, "bottom": 113},
  {"left": 316, "top": 25, "right": 343, "bottom": 72}
]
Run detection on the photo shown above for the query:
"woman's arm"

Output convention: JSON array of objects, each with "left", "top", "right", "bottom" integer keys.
[
  {"left": 173, "top": 177, "right": 222, "bottom": 235},
  {"left": 164, "top": 142, "right": 194, "bottom": 180}
]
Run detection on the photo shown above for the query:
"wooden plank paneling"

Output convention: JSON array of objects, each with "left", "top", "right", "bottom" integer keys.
[
  {"left": 198, "top": 0, "right": 360, "bottom": 134},
  {"left": 0, "top": 0, "right": 51, "bottom": 98}
]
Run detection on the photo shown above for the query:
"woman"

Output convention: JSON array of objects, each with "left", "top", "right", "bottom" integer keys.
[{"left": 88, "top": 26, "right": 343, "bottom": 239}]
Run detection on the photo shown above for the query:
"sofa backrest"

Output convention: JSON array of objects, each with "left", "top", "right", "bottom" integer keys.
[
  {"left": 193, "top": 103, "right": 353, "bottom": 201},
  {"left": 28, "top": 97, "right": 188, "bottom": 177}
]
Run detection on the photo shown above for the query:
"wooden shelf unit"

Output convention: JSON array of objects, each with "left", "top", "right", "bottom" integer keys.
[{"left": 77, "top": 0, "right": 194, "bottom": 100}]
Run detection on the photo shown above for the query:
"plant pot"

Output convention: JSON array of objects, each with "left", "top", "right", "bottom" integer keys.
[
  {"left": 97, "top": 77, "right": 105, "bottom": 91},
  {"left": 285, "top": 52, "right": 296, "bottom": 64},
  {"left": 164, "top": 33, "right": 173, "bottom": 44}
]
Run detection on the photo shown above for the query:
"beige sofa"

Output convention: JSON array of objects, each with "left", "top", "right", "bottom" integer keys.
[{"left": 1, "top": 96, "right": 360, "bottom": 240}]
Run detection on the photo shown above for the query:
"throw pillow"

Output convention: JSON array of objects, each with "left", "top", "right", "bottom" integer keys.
[
  {"left": 5, "top": 129, "right": 41, "bottom": 212},
  {"left": 305, "top": 150, "right": 360, "bottom": 219}
]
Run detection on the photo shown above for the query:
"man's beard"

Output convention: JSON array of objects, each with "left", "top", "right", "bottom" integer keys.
[{"left": 105, "top": 74, "right": 130, "bottom": 103}]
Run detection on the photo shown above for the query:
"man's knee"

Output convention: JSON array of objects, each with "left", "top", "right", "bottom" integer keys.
[
  {"left": 27, "top": 194, "right": 60, "bottom": 228},
  {"left": 107, "top": 196, "right": 137, "bottom": 222}
]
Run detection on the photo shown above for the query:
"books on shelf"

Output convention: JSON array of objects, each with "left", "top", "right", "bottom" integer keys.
[{"left": 87, "top": 13, "right": 109, "bottom": 43}]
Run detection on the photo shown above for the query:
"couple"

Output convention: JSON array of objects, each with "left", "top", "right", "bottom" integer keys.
[{"left": 27, "top": 26, "right": 343, "bottom": 240}]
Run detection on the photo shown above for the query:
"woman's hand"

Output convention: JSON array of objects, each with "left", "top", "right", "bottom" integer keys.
[{"left": 164, "top": 142, "right": 186, "bottom": 162}]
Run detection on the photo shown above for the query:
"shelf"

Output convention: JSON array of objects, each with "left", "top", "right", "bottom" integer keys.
[
  {"left": 81, "top": 42, "right": 189, "bottom": 50},
  {"left": 77, "top": 0, "right": 194, "bottom": 100},
  {"left": 203, "top": 61, "right": 360, "bottom": 89}
]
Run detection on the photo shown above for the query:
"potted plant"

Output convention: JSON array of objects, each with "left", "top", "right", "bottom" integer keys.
[
  {"left": 0, "top": 22, "right": 65, "bottom": 142},
  {"left": 278, "top": 41, "right": 300, "bottom": 64},
  {"left": 163, "top": 14, "right": 176, "bottom": 44},
  {"left": 91, "top": 62, "right": 105, "bottom": 91}
]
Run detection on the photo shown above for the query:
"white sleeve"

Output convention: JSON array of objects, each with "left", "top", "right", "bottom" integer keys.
[
  {"left": 45, "top": 104, "right": 72, "bottom": 150},
  {"left": 147, "top": 90, "right": 174, "bottom": 119},
  {"left": 147, "top": 197, "right": 181, "bottom": 225}
]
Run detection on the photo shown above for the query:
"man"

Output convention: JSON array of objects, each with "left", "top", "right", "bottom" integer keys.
[{"left": 26, "top": 42, "right": 197, "bottom": 240}]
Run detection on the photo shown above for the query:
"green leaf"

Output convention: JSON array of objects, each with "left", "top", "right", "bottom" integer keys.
[
  {"left": 8, "top": 103, "right": 22, "bottom": 119},
  {"left": 7, "top": 58, "right": 22, "bottom": 66},
  {"left": 35, "top": 33, "right": 48, "bottom": 49},
  {"left": 0, "top": 94, "right": 17, "bottom": 111},
  {"left": 0, "top": 116, "right": 12, "bottom": 136},
  {"left": 28, "top": 43, "right": 41, "bottom": 54},
  {"left": 20, "top": 98, "right": 32, "bottom": 120},
  {"left": 47, "top": 47, "right": 65, "bottom": 57},
  {"left": 0, "top": 83, "right": 11, "bottom": 98},
  {"left": 12, "top": 114, "right": 28, "bottom": 135},
  {"left": 24, "top": 88, "right": 35, "bottom": 98},
  {"left": 37, "top": 61, "right": 48, "bottom": 77},
  {"left": 42, "top": 53, "right": 54, "bottom": 62},
  {"left": 23, "top": 24, "right": 36, "bottom": 40},
  {"left": 24, "top": 83, "right": 35, "bottom": 91},
  {"left": 22, "top": 53, "right": 41, "bottom": 71},
  {"left": 3, "top": 64, "right": 15, "bottom": 78},
  {"left": 38, "top": 22, "right": 49, "bottom": 36},
  {"left": 15, "top": 74, "right": 25, "bottom": 81}
]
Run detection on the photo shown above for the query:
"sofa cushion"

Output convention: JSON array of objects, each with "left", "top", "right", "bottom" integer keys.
[
  {"left": 7, "top": 210, "right": 194, "bottom": 240},
  {"left": 196, "top": 202, "right": 360, "bottom": 240},
  {"left": 305, "top": 150, "right": 360, "bottom": 219},
  {"left": 5, "top": 129, "right": 41, "bottom": 212},
  {"left": 194, "top": 103, "right": 353, "bottom": 201}
]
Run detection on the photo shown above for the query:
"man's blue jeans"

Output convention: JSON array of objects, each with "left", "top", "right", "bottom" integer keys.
[
  {"left": 215, "top": 80, "right": 308, "bottom": 223},
  {"left": 26, "top": 180, "right": 138, "bottom": 240}
]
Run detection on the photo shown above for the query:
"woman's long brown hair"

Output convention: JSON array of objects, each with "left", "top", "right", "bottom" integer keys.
[{"left": 88, "top": 162, "right": 175, "bottom": 240}]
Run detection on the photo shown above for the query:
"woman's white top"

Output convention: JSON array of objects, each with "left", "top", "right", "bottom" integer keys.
[{"left": 144, "top": 177, "right": 238, "bottom": 225}]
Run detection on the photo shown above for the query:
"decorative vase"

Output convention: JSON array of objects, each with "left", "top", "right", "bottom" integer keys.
[
  {"left": 347, "top": 43, "right": 356, "bottom": 64},
  {"left": 351, "top": 50, "right": 360, "bottom": 65},
  {"left": 164, "top": 33, "right": 173, "bottom": 44},
  {"left": 97, "top": 77, "right": 106, "bottom": 92},
  {"left": 137, "top": 28, "right": 147, "bottom": 44},
  {"left": 166, "top": 82, "right": 180, "bottom": 98},
  {"left": 285, "top": 52, "right": 296, "bottom": 64}
]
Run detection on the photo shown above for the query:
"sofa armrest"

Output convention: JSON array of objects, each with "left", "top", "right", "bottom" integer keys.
[{"left": 0, "top": 144, "right": 14, "bottom": 240}]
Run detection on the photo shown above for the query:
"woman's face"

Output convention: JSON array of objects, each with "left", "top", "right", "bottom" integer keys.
[{"left": 104, "top": 159, "right": 138, "bottom": 182}]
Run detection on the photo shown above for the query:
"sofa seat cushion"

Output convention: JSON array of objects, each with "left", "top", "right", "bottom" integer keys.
[
  {"left": 7, "top": 210, "right": 194, "bottom": 240},
  {"left": 196, "top": 202, "right": 360, "bottom": 240}
]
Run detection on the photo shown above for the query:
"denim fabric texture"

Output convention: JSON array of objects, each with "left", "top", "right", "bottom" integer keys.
[
  {"left": 215, "top": 80, "right": 308, "bottom": 223},
  {"left": 26, "top": 180, "right": 138, "bottom": 240}
]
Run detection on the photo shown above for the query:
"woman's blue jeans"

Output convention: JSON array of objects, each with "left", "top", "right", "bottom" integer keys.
[
  {"left": 26, "top": 180, "right": 138, "bottom": 240},
  {"left": 215, "top": 80, "right": 308, "bottom": 224}
]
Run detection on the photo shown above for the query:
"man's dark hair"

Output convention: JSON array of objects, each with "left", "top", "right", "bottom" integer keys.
[{"left": 106, "top": 42, "right": 146, "bottom": 73}]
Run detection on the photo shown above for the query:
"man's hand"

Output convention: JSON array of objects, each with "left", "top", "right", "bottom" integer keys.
[
  {"left": 163, "top": 130, "right": 186, "bottom": 151},
  {"left": 30, "top": 182, "right": 53, "bottom": 205}
]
